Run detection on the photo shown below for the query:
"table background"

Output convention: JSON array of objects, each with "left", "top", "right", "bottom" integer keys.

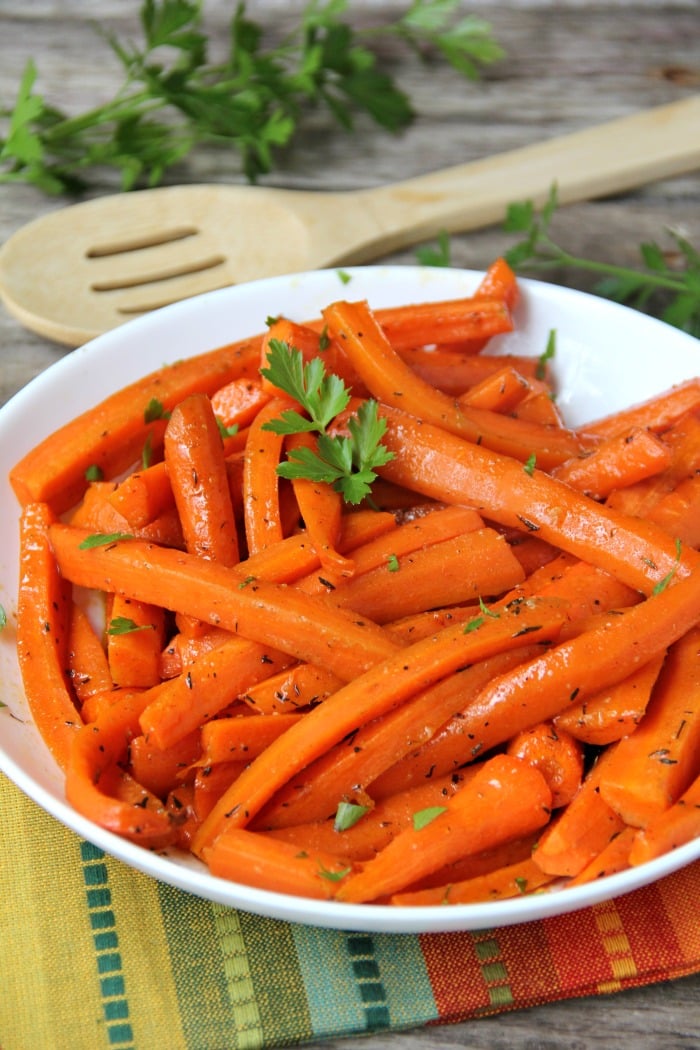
[{"left": 2, "top": 1, "right": 700, "bottom": 1047}]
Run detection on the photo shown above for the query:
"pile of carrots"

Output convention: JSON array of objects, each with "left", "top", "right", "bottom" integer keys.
[{"left": 10, "top": 258, "right": 700, "bottom": 906}]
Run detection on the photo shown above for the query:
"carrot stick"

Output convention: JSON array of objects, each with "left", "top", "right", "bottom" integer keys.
[
  {"left": 164, "top": 392, "right": 241, "bottom": 566},
  {"left": 628, "top": 770, "right": 700, "bottom": 865},
  {"left": 370, "top": 296, "right": 514, "bottom": 352},
  {"left": 335, "top": 754, "right": 552, "bottom": 903},
  {"left": 648, "top": 473, "right": 700, "bottom": 548},
  {"left": 261, "top": 317, "right": 365, "bottom": 394},
  {"left": 242, "top": 396, "right": 293, "bottom": 554},
  {"left": 324, "top": 302, "right": 586, "bottom": 469},
  {"left": 597, "top": 623, "right": 700, "bottom": 827},
  {"left": 583, "top": 378, "right": 700, "bottom": 440},
  {"left": 48, "top": 524, "right": 400, "bottom": 682},
  {"left": 241, "top": 663, "right": 344, "bottom": 715},
  {"left": 375, "top": 403, "right": 698, "bottom": 594},
  {"left": 128, "top": 730, "right": 202, "bottom": 800},
  {"left": 193, "top": 761, "right": 248, "bottom": 821},
  {"left": 201, "top": 828, "right": 354, "bottom": 899},
  {"left": 261, "top": 770, "right": 472, "bottom": 861},
  {"left": 567, "top": 826, "right": 637, "bottom": 886},
  {"left": 66, "top": 601, "right": 113, "bottom": 704},
  {"left": 506, "top": 721, "right": 584, "bottom": 809},
  {"left": 210, "top": 376, "right": 271, "bottom": 430},
  {"left": 552, "top": 427, "right": 673, "bottom": 501},
  {"left": 458, "top": 365, "right": 531, "bottom": 413},
  {"left": 70, "top": 479, "right": 185, "bottom": 549},
  {"left": 390, "top": 855, "right": 553, "bottom": 906},
  {"left": 285, "top": 431, "right": 354, "bottom": 577},
  {"left": 200, "top": 713, "right": 304, "bottom": 764},
  {"left": 320, "top": 528, "right": 526, "bottom": 624},
  {"left": 532, "top": 746, "right": 627, "bottom": 877},
  {"left": 254, "top": 644, "right": 547, "bottom": 830},
  {"left": 397, "top": 348, "right": 545, "bottom": 396},
  {"left": 107, "top": 460, "right": 174, "bottom": 529},
  {"left": 190, "top": 594, "right": 567, "bottom": 852},
  {"left": 106, "top": 594, "right": 167, "bottom": 689},
  {"left": 16, "top": 502, "right": 83, "bottom": 770},
  {"left": 554, "top": 652, "right": 665, "bottom": 746},
  {"left": 10, "top": 336, "right": 262, "bottom": 513}
]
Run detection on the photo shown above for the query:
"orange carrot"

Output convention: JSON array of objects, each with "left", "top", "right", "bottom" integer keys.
[
  {"left": 202, "top": 828, "right": 354, "bottom": 899},
  {"left": 70, "top": 479, "right": 185, "bottom": 549},
  {"left": 107, "top": 460, "right": 174, "bottom": 529},
  {"left": 190, "top": 595, "right": 567, "bottom": 852},
  {"left": 242, "top": 397, "right": 293, "bottom": 554},
  {"left": 210, "top": 376, "right": 271, "bottom": 430},
  {"left": 324, "top": 302, "right": 586, "bottom": 469},
  {"left": 106, "top": 594, "right": 167, "bottom": 689},
  {"left": 370, "top": 296, "right": 514, "bottom": 352},
  {"left": 335, "top": 754, "right": 552, "bottom": 903},
  {"left": 16, "top": 502, "right": 82, "bottom": 770},
  {"left": 554, "top": 653, "right": 665, "bottom": 746},
  {"left": 285, "top": 431, "right": 354, "bottom": 577},
  {"left": 66, "top": 601, "right": 113, "bottom": 705},
  {"left": 629, "top": 770, "right": 700, "bottom": 865},
  {"left": 10, "top": 336, "right": 262, "bottom": 513},
  {"left": 128, "top": 730, "right": 201, "bottom": 799},
  {"left": 458, "top": 365, "right": 531, "bottom": 413},
  {"left": 200, "top": 713, "right": 304, "bottom": 764},
  {"left": 391, "top": 855, "right": 553, "bottom": 906},
  {"left": 567, "top": 826, "right": 637, "bottom": 886},
  {"left": 397, "top": 347, "right": 545, "bottom": 396},
  {"left": 241, "top": 663, "right": 344, "bottom": 715},
  {"left": 597, "top": 623, "right": 700, "bottom": 827},
  {"left": 583, "top": 378, "right": 700, "bottom": 440},
  {"left": 553, "top": 426, "right": 673, "bottom": 501},
  {"left": 193, "top": 761, "right": 248, "bottom": 821},
  {"left": 376, "top": 403, "right": 698, "bottom": 594},
  {"left": 506, "top": 721, "right": 584, "bottom": 809}
]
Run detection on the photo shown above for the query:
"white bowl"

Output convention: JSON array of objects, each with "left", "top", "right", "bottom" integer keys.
[{"left": 2, "top": 265, "right": 699, "bottom": 934}]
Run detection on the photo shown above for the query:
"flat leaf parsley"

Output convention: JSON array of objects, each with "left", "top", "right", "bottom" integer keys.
[{"left": 260, "top": 340, "right": 394, "bottom": 505}]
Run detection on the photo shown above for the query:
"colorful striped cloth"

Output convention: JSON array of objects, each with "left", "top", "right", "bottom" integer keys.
[{"left": 2, "top": 771, "right": 700, "bottom": 1050}]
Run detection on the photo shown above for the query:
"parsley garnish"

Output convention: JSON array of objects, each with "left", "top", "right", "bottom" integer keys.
[
  {"left": 413, "top": 805, "right": 447, "bottom": 830},
  {"left": 334, "top": 801, "right": 370, "bottom": 832},
  {"left": 523, "top": 452, "right": 537, "bottom": 476},
  {"left": 415, "top": 229, "right": 451, "bottom": 267},
  {"left": 260, "top": 341, "right": 394, "bottom": 504},
  {"left": 216, "top": 417, "right": 239, "bottom": 440},
  {"left": 0, "top": 1, "right": 501, "bottom": 193},
  {"left": 78, "top": 532, "right": 134, "bottom": 549},
  {"left": 144, "top": 397, "right": 170, "bottom": 423},
  {"left": 317, "top": 862, "right": 352, "bottom": 882},
  {"left": 652, "top": 538, "right": 683, "bottom": 596},
  {"left": 0, "top": 605, "right": 6, "bottom": 631},
  {"left": 386, "top": 553, "right": 400, "bottom": 573},
  {"left": 107, "top": 616, "right": 154, "bottom": 636},
  {"left": 463, "top": 597, "right": 500, "bottom": 633},
  {"left": 85, "top": 464, "right": 104, "bottom": 482}
]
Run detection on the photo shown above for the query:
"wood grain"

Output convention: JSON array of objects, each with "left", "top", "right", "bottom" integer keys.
[{"left": 1, "top": 3, "right": 699, "bottom": 1046}]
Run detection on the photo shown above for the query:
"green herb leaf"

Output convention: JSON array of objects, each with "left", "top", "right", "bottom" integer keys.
[
  {"left": 386, "top": 553, "right": 400, "bottom": 572},
  {"left": 523, "top": 452, "right": 536, "bottom": 476},
  {"left": 0, "top": 604, "right": 7, "bottom": 631},
  {"left": 107, "top": 616, "right": 154, "bottom": 636},
  {"left": 413, "top": 805, "right": 448, "bottom": 831},
  {"left": 85, "top": 464, "right": 104, "bottom": 482},
  {"left": 317, "top": 862, "right": 352, "bottom": 882},
  {"left": 78, "top": 532, "right": 134, "bottom": 549},
  {"left": 415, "top": 229, "right": 451, "bottom": 267},
  {"left": 334, "top": 800, "right": 370, "bottom": 832},
  {"left": 652, "top": 537, "right": 682, "bottom": 596},
  {"left": 144, "top": 397, "right": 170, "bottom": 423}
]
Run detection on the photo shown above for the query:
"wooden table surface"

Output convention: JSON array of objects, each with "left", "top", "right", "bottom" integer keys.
[{"left": 2, "top": 2, "right": 700, "bottom": 1047}]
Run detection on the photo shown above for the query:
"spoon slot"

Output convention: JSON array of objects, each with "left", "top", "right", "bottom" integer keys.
[
  {"left": 90, "top": 254, "right": 228, "bottom": 292},
  {"left": 86, "top": 225, "right": 200, "bottom": 257}
]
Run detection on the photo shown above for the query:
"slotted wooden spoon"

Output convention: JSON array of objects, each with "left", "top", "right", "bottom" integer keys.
[{"left": 2, "top": 96, "right": 699, "bottom": 347}]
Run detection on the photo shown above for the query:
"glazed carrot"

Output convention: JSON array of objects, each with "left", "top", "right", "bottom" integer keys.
[
  {"left": 65, "top": 688, "right": 175, "bottom": 846},
  {"left": 241, "top": 663, "right": 344, "bottom": 714},
  {"left": 193, "top": 761, "right": 248, "bottom": 821},
  {"left": 390, "top": 855, "right": 553, "bottom": 906},
  {"left": 16, "top": 502, "right": 83, "bottom": 770},
  {"left": 48, "top": 525, "right": 400, "bottom": 682},
  {"left": 10, "top": 336, "right": 262, "bottom": 513},
  {"left": 512, "top": 386, "right": 564, "bottom": 428},
  {"left": 568, "top": 826, "right": 637, "bottom": 886},
  {"left": 583, "top": 377, "right": 700, "bottom": 440},
  {"left": 66, "top": 601, "right": 113, "bottom": 704},
  {"left": 554, "top": 652, "right": 666, "bottom": 746},
  {"left": 506, "top": 721, "right": 584, "bottom": 809},
  {"left": 254, "top": 644, "right": 550, "bottom": 830},
  {"left": 648, "top": 474, "right": 700, "bottom": 548},
  {"left": 285, "top": 431, "right": 354, "bottom": 577},
  {"left": 164, "top": 393, "right": 241, "bottom": 566},
  {"left": 629, "top": 770, "right": 700, "bottom": 865},
  {"left": 106, "top": 594, "right": 167, "bottom": 689},
  {"left": 552, "top": 427, "right": 673, "bottom": 501},
  {"left": 296, "top": 503, "right": 484, "bottom": 595},
  {"left": 190, "top": 595, "right": 566, "bottom": 852},
  {"left": 370, "top": 296, "right": 514, "bottom": 351},
  {"left": 335, "top": 754, "right": 552, "bottom": 903},
  {"left": 200, "top": 713, "right": 304, "bottom": 764},
  {"left": 70, "top": 479, "right": 185, "bottom": 549},
  {"left": 324, "top": 302, "right": 585, "bottom": 469},
  {"left": 375, "top": 403, "right": 697, "bottom": 594},
  {"left": 242, "top": 396, "right": 293, "bottom": 554},
  {"left": 261, "top": 771, "right": 472, "bottom": 861},
  {"left": 107, "top": 461, "right": 174, "bottom": 528},
  {"left": 321, "top": 528, "right": 526, "bottom": 624},
  {"left": 397, "top": 347, "right": 545, "bottom": 396},
  {"left": 159, "top": 624, "right": 233, "bottom": 679},
  {"left": 202, "top": 828, "right": 354, "bottom": 899},
  {"left": 598, "top": 623, "right": 700, "bottom": 827},
  {"left": 458, "top": 365, "right": 531, "bottom": 413},
  {"left": 128, "top": 730, "right": 201, "bottom": 799},
  {"left": 532, "top": 746, "right": 627, "bottom": 878},
  {"left": 261, "top": 317, "right": 364, "bottom": 393},
  {"left": 210, "top": 375, "right": 271, "bottom": 430}
]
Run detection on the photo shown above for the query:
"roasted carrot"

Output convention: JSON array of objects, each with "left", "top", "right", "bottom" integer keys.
[
  {"left": 335, "top": 754, "right": 552, "bottom": 903},
  {"left": 369, "top": 296, "right": 514, "bottom": 352},
  {"left": 242, "top": 396, "right": 293, "bottom": 554},
  {"left": 285, "top": 431, "right": 354, "bottom": 577},
  {"left": 597, "top": 623, "right": 700, "bottom": 827},
  {"left": 193, "top": 761, "right": 248, "bottom": 821},
  {"left": 107, "top": 460, "right": 174, "bottom": 529},
  {"left": 458, "top": 365, "right": 531, "bottom": 413},
  {"left": 324, "top": 302, "right": 585, "bottom": 469},
  {"left": 164, "top": 392, "right": 241, "bottom": 567},
  {"left": 128, "top": 730, "right": 202, "bottom": 800},
  {"left": 241, "top": 663, "right": 344, "bottom": 715},
  {"left": 583, "top": 378, "right": 700, "bottom": 440},
  {"left": 506, "top": 721, "right": 584, "bottom": 809},
  {"left": 397, "top": 347, "right": 545, "bottom": 396},
  {"left": 391, "top": 855, "right": 554, "bottom": 906},
  {"left": 200, "top": 712, "right": 304, "bottom": 764},
  {"left": 106, "top": 594, "right": 167, "bottom": 689},
  {"left": 16, "top": 502, "right": 82, "bottom": 770},
  {"left": 190, "top": 595, "right": 567, "bottom": 852},
  {"left": 552, "top": 427, "right": 673, "bottom": 501},
  {"left": 66, "top": 601, "right": 113, "bottom": 705},
  {"left": 210, "top": 375, "right": 271, "bottom": 430},
  {"left": 375, "top": 403, "right": 698, "bottom": 594},
  {"left": 567, "top": 826, "right": 637, "bottom": 886},
  {"left": 629, "top": 770, "right": 700, "bottom": 865},
  {"left": 10, "top": 336, "right": 262, "bottom": 513},
  {"left": 70, "top": 479, "right": 185, "bottom": 549}
]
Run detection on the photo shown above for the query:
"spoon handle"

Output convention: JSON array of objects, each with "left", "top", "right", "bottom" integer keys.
[{"left": 359, "top": 96, "right": 700, "bottom": 254}]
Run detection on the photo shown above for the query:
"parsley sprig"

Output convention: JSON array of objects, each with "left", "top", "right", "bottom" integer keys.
[
  {"left": 504, "top": 184, "right": 700, "bottom": 338},
  {"left": 260, "top": 340, "right": 394, "bottom": 505},
  {"left": 1, "top": 0, "right": 502, "bottom": 193}
]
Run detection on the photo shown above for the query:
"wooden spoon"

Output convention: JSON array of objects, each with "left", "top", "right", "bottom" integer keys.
[{"left": 1, "top": 96, "right": 699, "bottom": 347}]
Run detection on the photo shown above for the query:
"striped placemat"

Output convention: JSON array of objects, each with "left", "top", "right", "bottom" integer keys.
[{"left": 2, "top": 772, "right": 699, "bottom": 1050}]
